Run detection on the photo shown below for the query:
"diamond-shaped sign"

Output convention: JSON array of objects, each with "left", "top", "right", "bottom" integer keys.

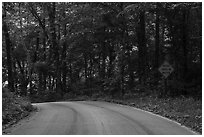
[{"left": 159, "top": 61, "right": 174, "bottom": 78}]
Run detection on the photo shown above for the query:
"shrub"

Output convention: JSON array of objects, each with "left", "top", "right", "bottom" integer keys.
[
  {"left": 2, "top": 88, "right": 34, "bottom": 126},
  {"left": 63, "top": 92, "right": 76, "bottom": 99}
]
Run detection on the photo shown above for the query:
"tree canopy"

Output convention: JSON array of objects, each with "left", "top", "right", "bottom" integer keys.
[{"left": 2, "top": 2, "right": 202, "bottom": 101}]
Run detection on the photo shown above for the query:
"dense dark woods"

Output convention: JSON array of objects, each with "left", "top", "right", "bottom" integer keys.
[
  {"left": 2, "top": 2, "right": 202, "bottom": 133},
  {"left": 2, "top": 2, "right": 202, "bottom": 100}
]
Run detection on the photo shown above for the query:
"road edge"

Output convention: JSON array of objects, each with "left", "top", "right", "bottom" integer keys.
[
  {"left": 2, "top": 105, "right": 39, "bottom": 135},
  {"left": 104, "top": 100, "right": 200, "bottom": 135}
]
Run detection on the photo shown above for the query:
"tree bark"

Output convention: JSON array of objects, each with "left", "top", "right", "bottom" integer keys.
[
  {"left": 182, "top": 9, "right": 188, "bottom": 79},
  {"left": 155, "top": 3, "right": 160, "bottom": 85},
  {"left": 108, "top": 46, "right": 113, "bottom": 78},
  {"left": 128, "top": 47, "right": 134, "bottom": 90},
  {"left": 182, "top": 9, "right": 189, "bottom": 95},
  {"left": 3, "top": 12, "right": 15, "bottom": 92},
  {"left": 101, "top": 43, "right": 106, "bottom": 79},
  {"left": 137, "top": 11, "right": 146, "bottom": 84},
  {"left": 84, "top": 53, "right": 88, "bottom": 82},
  {"left": 48, "top": 3, "right": 61, "bottom": 94},
  {"left": 62, "top": 8, "right": 67, "bottom": 92}
]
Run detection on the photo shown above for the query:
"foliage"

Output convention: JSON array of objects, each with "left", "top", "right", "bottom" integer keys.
[
  {"left": 2, "top": 88, "right": 35, "bottom": 128},
  {"left": 2, "top": 2, "right": 202, "bottom": 107},
  {"left": 132, "top": 95, "right": 202, "bottom": 134},
  {"left": 84, "top": 94, "right": 201, "bottom": 134},
  {"left": 2, "top": 2, "right": 201, "bottom": 134}
]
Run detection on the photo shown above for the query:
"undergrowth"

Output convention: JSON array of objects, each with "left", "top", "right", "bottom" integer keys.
[
  {"left": 64, "top": 93, "right": 202, "bottom": 134},
  {"left": 2, "top": 88, "right": 36, "bottom": 130}
]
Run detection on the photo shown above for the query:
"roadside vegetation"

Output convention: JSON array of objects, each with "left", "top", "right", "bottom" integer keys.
[
  {"left": 2, "top": 2, "right": 201, "bottom": 134},
  {"left": 2, "top": 88, "right": 36, "bottom": 130},
  {"left": 102, "top": 95, "right": 202, "bottom": 134},
  {"left": 63, "top": 93, "right": 202, "bottom": 134}
]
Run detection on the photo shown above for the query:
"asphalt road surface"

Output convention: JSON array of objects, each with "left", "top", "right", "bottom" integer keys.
[{"left": 7, "top": 101, "right": 197, "bottom": 135}]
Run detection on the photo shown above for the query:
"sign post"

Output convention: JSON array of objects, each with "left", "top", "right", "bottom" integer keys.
[{"left": 158, "top": 61, "right": 174, "bottom": 96}]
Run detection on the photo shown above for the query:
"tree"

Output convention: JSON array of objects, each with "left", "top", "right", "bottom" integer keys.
[
  {"left": 154, "top": 3, "right": 160, "bottom": 85},
  {"left": 137, "top": 10, "right": 147, "bottom": 85},
  {"left": 2, "top": 2, "right": 202, "bottom": 100},
  {"left": 2, "top": 3, "right": 15, "bottom": 92}
]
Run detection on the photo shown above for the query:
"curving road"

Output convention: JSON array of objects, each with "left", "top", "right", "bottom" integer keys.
[{"left": 8, "top": 101, "right": 197, "bottom": 135}]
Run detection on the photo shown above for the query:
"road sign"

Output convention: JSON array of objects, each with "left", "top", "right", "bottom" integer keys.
[{"left": 158, "top": 61, "right": 174, "bottom": 78}]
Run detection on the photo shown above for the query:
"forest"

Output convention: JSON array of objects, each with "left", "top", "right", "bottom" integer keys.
[
  {"left": 2, "top": 2, "right": 202, "bottom": 133},
  {"left": 2, "top": 2, "right": 202, "bottom": 100}
]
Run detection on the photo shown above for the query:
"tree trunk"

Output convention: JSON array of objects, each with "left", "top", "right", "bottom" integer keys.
[
  {"left": 48, "top": 75, "right": 52, "bottom": 90},
  {"left": 89, "top": 54, "right": 93, "bottom": 78},
  {"left": 43, "top": 18, "right": 46, "bottom": 60},
  {"left": 101, "top": 44, "right": 106, "bottom": 79},
  {"left": 120, "top": 2, "right": 125, "bottom": 97},
  {"left": 3, "top": 13, "right": 15, "bottom": 92},
  {"left": 182, "top": 9, "right": 188, "bottom": 79},
  {"left": 108, "top": 46, "right": 113, "bottom": 78},
  {"left": 98, "top": 53, "right": 101, "bottom": 77},
  {"left": 38, "top": 72, "right": 43, "bottom": 92},
  {"left": 48, "top": 3, "right": 61, "bottom": 94},
  {"left": 16, "top": 60, "right": 28, "bottom": 95},
  {"left": 13, "top": 62, "right": 18, "bottom": 92},
  {"left": 182, "top": 9, "right": 189, "bottom": 95},
  {"left": 137, "top": 11, "right": 146, "bottom": 85},
  {"left": 127, "top": 47, "right": 134, "bottom": 90},
  {"left": 154, "top": 3, "right": 160, "bottom": 86},
  {"left": 120, "top": 63, "right": 125, "bottom": 97},
  {"left": 43, "top": 74, "right": 47, "bottom": 90},
  {"left": 69, "top": 63, "right": 73, "bottom": 87},
  {"left": 62, "top": 8, "right": 67, "bottom": 92},
  {"left": 62, "top": 62, "right": 67, "bottom": 92},
  {"left": 84, "top": 53, "right": 88, "bottom": 82}
]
